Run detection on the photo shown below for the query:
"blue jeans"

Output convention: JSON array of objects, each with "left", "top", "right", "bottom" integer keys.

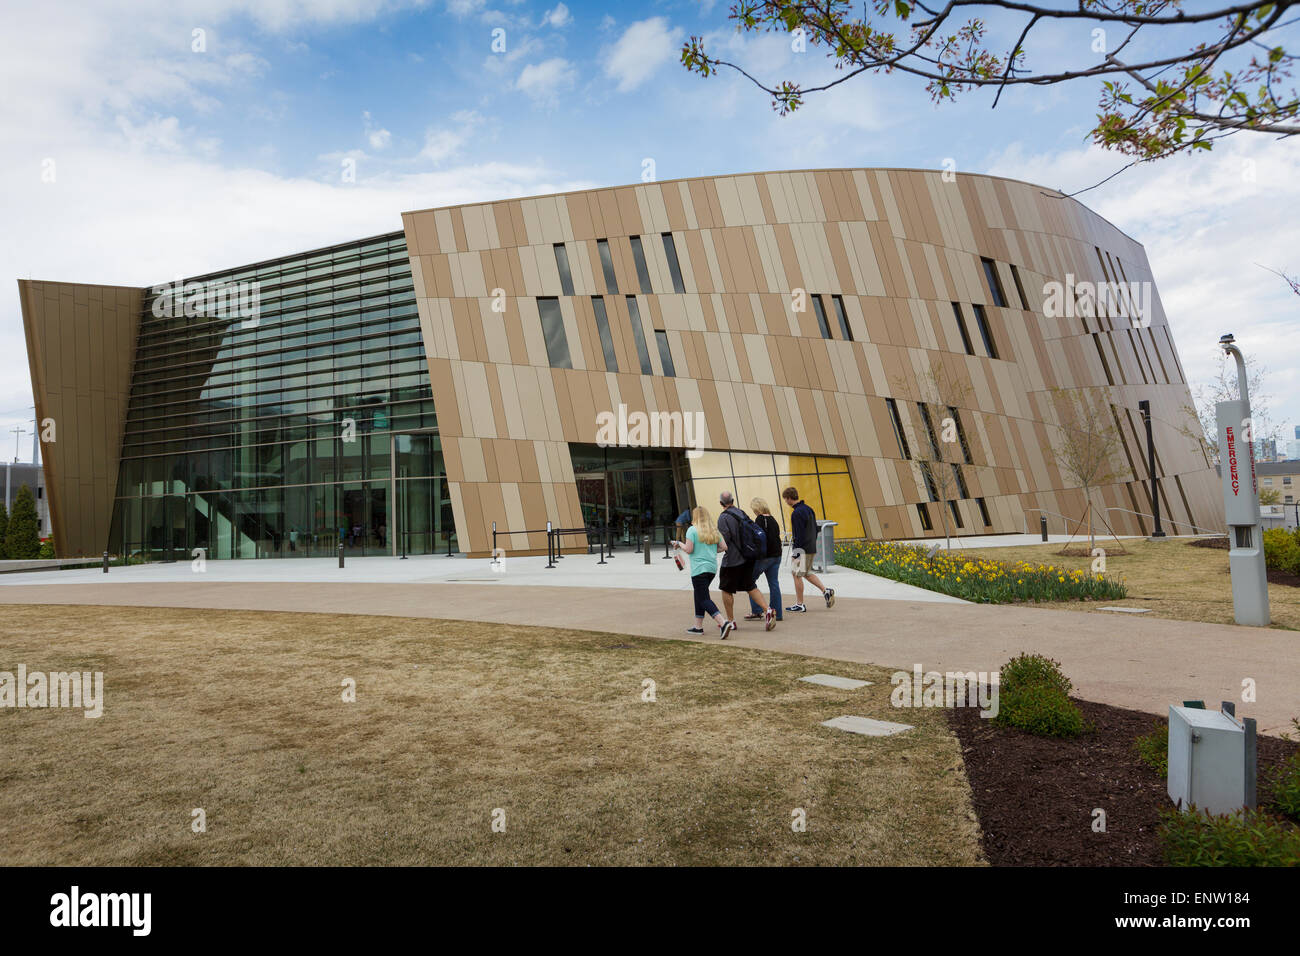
[
  {"left": 748, "top": 556, "right": 782, "bottom": 619},
  {"left": 692, "top": 572, "right": 720, "bottom": 619}
]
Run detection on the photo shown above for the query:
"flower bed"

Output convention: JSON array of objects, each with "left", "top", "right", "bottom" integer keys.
[{"left": 835, "top": 539, "right": 1127, "bottom": 604}]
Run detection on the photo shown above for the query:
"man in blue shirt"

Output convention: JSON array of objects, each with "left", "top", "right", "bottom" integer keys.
[{"left": 781, "top": 486, "right": 835, "bottom": 612}]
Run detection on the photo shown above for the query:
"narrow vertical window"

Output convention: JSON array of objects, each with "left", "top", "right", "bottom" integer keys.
[
  {"left": 592, "top": 296, "right": 618, "bottom": 372},
  {"left": 976, "top": 497, "right": 992, "bottom": 527},
  {"left": 553, "top": 243, "right": 574, "bottom": 296},
  {"left": 980, "top": 257, "right": 1007, "bottom": 307},
  {"left": 812, "top": 294, "right": 832, "bottom": 339},
  {"left": 971, "top": 304, "right": 999, "bottom": 359},
  {"left": 654, "top": 330, "right": 676, "bottom": 377},
  {"left": 537, "top": 297, "right": 572, "bottom": 369},
  {"left": 920, "top": 463, "right": 939, "bottom": 501},
  {"left": 1093, "top": 334, "right": 1115, "bottom": 386},
  {"left": 832, "top": 294, "right": 854, "bottom": 340},
  {"left": 951, "top": 463, "right": 969, "bottom": 498},
  {"left": 624, "top": 295, "right": 653, "bottom": 374},
  {"left": 947, "top": 500, "right": 965, "bottom": 528},
  {"left": 916, "top": 502, "right": 933, "bottom": 531},
  {"left": 947, "top": 406, "right": 972, "bottom": 463},
  {"left": 1008, "top": 263, "right": 1030, "bottom": 310},
  {"left": 596, "top": 239, "right": 618, "bottom": 295},
  {"left": 951, "top": 303, "right": 975, "bottom": 356},
  {"left": 885, "top": 398, "right": 911, "bottom": 459},
  {"left": 660, "top": 232, "right": 685, "bottom": 293},
  {"left": 917, "top": 403, "right": 941, "bottom": 457},
  {"left": 629, "top": 236, "right": 653, "bottom": 294}
]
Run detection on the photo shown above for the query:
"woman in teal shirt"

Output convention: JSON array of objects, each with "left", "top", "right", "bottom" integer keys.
[{"left": 672, "top": 506, "right": 735, "bottom": 639}]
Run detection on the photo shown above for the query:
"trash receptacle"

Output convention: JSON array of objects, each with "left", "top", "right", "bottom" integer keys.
[{"left": 813, "top": 520, "right": 837, "bottom": 572}]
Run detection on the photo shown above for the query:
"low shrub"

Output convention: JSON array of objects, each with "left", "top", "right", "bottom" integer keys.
[
  {"left": 38, "top": 539, "right": 54, "bottom": 560},
  {"left": 1000, "top": 652, "right": 1072, "bottom": 697},
  {"left": 1158, "top": 806, "right": 1300, "bottom": 866},
  {"left": 994, "top": 683, "right": 1086, "bottom": 737},
  {"left": 1263, "top": 527, "right": 1300, "bottom": 575},
  {"left": 1134, "top": 721, "right": 1169, "bottom": 778},
  {"left": 1269, "top": 753, "right": 1300, "bottom": 823}
]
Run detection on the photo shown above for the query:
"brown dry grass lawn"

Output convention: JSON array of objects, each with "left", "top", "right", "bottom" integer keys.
[
  {"left": 0, "top": 605, "right": 983, "bottom": 866},
  {"left": 960, "top": 538, "right": 1300, "bottom": 630}
]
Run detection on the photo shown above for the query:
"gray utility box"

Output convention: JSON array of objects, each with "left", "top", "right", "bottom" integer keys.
[
  {"left": 813, "top": 520, "right": 837, "bottom": 572},
  {"left": 1167, "top": 703, "right": 1256, "bottom": 816}
]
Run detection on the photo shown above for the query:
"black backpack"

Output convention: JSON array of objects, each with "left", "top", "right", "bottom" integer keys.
[{"left": 726, "top": 507, "right": 766, "bottom": 561}]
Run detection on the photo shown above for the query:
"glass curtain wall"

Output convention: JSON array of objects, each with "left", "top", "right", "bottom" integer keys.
[
  {"left": 568, "top": 444, "right": 682, "bottom": 545},
  {"left": 108, "top": 233, "right": 456, "bottom": 560}
]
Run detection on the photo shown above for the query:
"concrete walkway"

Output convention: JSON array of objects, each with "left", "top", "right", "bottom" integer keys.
[
  {"left": 2, "top": 575, "right": 1295, "bottom": 733},
  {"left": 0, "top": 552, "right": 966, "bottom": 603}
]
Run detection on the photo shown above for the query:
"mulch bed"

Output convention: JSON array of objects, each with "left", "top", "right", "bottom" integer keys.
[{"left": 948, "top": 696, "right": 1299, "bottom": 866}]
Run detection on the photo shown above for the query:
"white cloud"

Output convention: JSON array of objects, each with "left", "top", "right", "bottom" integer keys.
[
  {"left": 542, "top": 3, "right": 570, "bottom": 28},
  {"left": 363, "top": 111, "right": 392, "bottom": 149},
  {"left": 420, "top": 110, "right": 484, "bottom": 163},
  {"left": 516, "top": 57, "right": 576, "bottom": 103},
  {"left": 601, "top": 17, "right": 683, "bottom": 93}
]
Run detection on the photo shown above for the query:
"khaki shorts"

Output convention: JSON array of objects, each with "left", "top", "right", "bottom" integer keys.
[{"left": 790, "top": 549, "right": 812, "bottom": 576}]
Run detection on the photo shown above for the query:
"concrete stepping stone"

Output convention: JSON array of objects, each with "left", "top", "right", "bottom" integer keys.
[
  {"left": 799, "top": 674, "right": 873, "bottom": 690},
  {"left": 821, "top": 715, "right": 913, "bottom": 736},
  {"left": 1098, "top": 606, "right": 1151, "bottom": 613}
]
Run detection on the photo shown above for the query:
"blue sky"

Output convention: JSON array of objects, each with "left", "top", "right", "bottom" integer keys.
[{"left": 1, "top": 0, "right": 1298, "bottom": 459}]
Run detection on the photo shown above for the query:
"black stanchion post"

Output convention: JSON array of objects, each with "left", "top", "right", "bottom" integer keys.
[
  {"left": 644, "top": 536, "right": 650, "bottom": 565},
  {"left": 401, "top": 529, "right": 407, "bottom": 560},
  {"left": 492, "top": 520, "right": 497, "bottom": 555},
  {"left": 1039, "top": 515, "right": 1048, "bottom": 542},
  {"left": 663, "top": 525, "right": 672, "bottom": 559},
  {"left": 338, "top": 541, "right": 345, "bottom": 569},
  {"left": 545, "top": 520, "right": 555, "bottom": 569},
  {"left": 102, "top": 552, "right": 109, "bottom": 574}
]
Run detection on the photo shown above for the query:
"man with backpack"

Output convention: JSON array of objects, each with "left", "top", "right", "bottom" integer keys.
[
  {"left": 782, "top": 486, "right": 835, "bottom": 612},
  {"left": 715, "top": 491, "right": 776, "bottom": 632}
]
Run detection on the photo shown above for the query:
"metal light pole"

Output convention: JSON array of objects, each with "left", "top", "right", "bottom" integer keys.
[
  {"left": 1215, "top": 333, "right": 1270, "bottom": 626},
  {"left": 1138, "top": 399, "right": 1165, "bottom": 537}
]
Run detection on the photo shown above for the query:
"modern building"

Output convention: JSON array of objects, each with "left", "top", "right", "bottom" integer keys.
[
  {"left": 18, "top": 167, "right": 1221, "bottom": 560},
  {"left": 2, "top": 461, "right": 51, "bottom": 539},
  {"left": 1253, "top": 438, "right": 1279, "bottom": 463}
]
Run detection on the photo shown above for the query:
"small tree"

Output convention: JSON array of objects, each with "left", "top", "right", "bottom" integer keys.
[
  {"left": 1049, "top": 389, "right": 1124, "bottom": 552},
  {"left": 0, "top": 499, "right": 8, "bottom": 557},
  {"left": 1261, "top": 487, "right": 1282, "bottom": 505},
  {"left": 1180, "top": 348, "right": 1274, "bottom": 465},
  {"left": 5, "top": 485, "right": 41, "bottom": 560}
]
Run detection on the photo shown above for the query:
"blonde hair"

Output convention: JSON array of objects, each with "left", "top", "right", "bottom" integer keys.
[
  {"left": 692, "top": 506, "right": 721, "bottom": 545},
  {"left": 750, "top": 497, "right": 771, "bottom": 515}
]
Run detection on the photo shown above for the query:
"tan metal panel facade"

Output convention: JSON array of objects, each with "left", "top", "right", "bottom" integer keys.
[
  {"left": 18, "top": 279, "right": 143, "bottom": 557},
  {"left": 402, "top": 168, "right": 1220, "bottom": 556}
]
